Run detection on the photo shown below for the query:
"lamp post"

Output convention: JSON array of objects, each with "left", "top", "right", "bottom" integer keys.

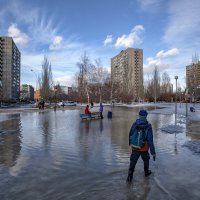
[
  {"left": 54, "top": 86, "right": 58, "bottom": 111},
  {"left": 30, "top": 69, "right": 38, "bottom": 102},
  {"left": 175, "top": 76, "right": 178, "bottom": 115}
]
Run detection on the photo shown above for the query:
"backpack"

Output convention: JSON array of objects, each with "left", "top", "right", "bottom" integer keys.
[{"left": 130, "top": 126, "right": 148, "bottom": 149}]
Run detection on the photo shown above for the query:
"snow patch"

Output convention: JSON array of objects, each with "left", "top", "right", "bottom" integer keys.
[
  {"left": 160, "top": 124, "right": 184, "bottom": 134},
  {"left": 183, "top": 140, "right": 200, "bottom": 154}
]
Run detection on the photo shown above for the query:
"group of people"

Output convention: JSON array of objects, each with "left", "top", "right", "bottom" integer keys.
[{"left": 84, "top": 102, "right": 104, "bottom": 119}]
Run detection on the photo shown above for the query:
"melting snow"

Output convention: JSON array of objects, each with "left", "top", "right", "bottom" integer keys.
[
  {"left": 160, "top": 124, "right": 184, "bottom": 134},
  {"left": 183, "top": 140, "right": 200, "bottom": 154}
]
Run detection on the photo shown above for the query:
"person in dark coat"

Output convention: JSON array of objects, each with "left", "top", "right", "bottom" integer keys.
[{"left": 127, "top": 110, "right": 156, "bottom": 182}]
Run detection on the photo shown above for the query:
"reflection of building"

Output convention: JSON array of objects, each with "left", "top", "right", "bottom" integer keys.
[
  {"left": 0, "top": 37, "right": 21, "bottom": 101},
  {"left": 0, "top": 114, "right": 22, "bottom": 167},
  {"left": 20, "top": 84, "right": 34, "bottom": 101},
  {"left": 111, "top": 48, "right": 143, "bottom": 101}
]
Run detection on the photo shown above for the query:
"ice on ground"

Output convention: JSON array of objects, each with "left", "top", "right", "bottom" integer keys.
[
  {"left": 183, "top": 140, "right": 200, "bottom": 154},
  {"left": 160, "top": 124, "right": 184, "bottom": 134}
]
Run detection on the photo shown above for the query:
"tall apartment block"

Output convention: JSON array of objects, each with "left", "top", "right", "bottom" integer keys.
[
  {"left": 0, "top": 37, "right": 21, "bottom": 101},
  {"left": 111, "top": 48, "right": 143, "bottom": 101},
  {"left": 186, "top": 61, "right": 200, "bottom": 89}
]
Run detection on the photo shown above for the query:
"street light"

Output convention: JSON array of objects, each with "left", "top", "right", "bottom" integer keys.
[
  {"left": 54, "top": 86, "right": 58, "bottom": 111},
  {"left": 30, "top": 69, "right": 38, "bottom": 102},
  {"left": 175, "top": 76, "right": 178, "bottom": 114},
  {"left": 30, "top": 69, "right": 38, "bottom": 90}
]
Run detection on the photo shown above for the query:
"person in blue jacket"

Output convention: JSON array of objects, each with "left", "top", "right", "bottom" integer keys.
[
  {"left": 99, "top": 102, "right": 104, "bottom": 119},
  {"left": 127, "top": 110, "right": 156, "bottom": 182}
]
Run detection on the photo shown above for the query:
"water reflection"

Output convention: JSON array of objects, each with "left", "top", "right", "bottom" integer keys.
[
  {"left": 99, "top": 119, "right": 103, "bottom": 132},
  {"left": 0, "top": 114, "right": 22, "bottom": 167},
  {"left": 38, "top": 112, "right": 53, "bottom": 147},
  {"left": 0, "top": 108, "right": 200, "bottom": 200},
  {"left": 127, "top": 178, "right": 150, "bottom": 200}
]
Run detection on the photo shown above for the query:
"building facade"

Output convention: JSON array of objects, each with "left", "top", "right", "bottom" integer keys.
[
  {"left": 20, "top": 84, "right": 34, "bottom": 101},
  {"left": 186, "top": 61, "right": 200, "bottom": 89},
  {"left": 186, "top": 61, "right": 200, "bottom": 101},
  {"left": 111, "top": 48, "right": 143, "bottom": 101},
  {"left": 0, "top": 37, "right": 21, "bottom": 101}
]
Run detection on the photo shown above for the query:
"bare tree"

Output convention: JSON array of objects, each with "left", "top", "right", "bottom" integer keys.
[
  {"left": 77, "top": 52, "right": 97, "bottom": 104},
  {"left": 91, "top": 59, "right": 110, "bottom": 102},
  {"left": 38, "top": 56, "right": 53, "bottom": 101},
  {"left": 159, "top": 72, "right": 172, "bottom": 101},
  {"left": 153, "top": 66, "right": 160, "bottom": 103}
]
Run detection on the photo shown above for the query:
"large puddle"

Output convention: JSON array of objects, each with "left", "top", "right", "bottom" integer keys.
[{"left": 0, "top": 106, "right": 200, "bottom": 200}]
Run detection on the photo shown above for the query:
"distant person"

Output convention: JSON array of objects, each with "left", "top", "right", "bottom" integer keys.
[
  {"left": 127, "top": 110, "right": 156, "bottom": 182},
  {"left": 85, "top": 105, "right": 91, "bottom": 115},
  {"left": 41, "top": 100, "right": 45, "bottom": 109},
  {"left": 91, "top": 101, "right": 94, "bottom": 108},
  {"left": 38, "top": 101, "right": 42, "bottom": 109},
  {"left": 99, "top": 102, "right": 104, "bottom": 119}
]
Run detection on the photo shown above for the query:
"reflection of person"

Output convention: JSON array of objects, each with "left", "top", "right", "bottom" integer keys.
[
  {"left": 127, "top": 110, "right": 156, "bottom": 182},
  {"left": 127, "top": 178, "right": 150, "bottom": 200},
  {"left": 99, "top": 103, "right": 104, "bottom": 119},
  {"left": 85, "top": 105, "right": 91, "bottom": 115}
]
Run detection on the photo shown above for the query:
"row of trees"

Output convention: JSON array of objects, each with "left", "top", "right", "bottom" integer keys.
[
  {"left": 38, "top": 54, "right": 186, "bottom": 104},
  {"left": 144, "top": 67, "right": 174, "bottom": 103}
]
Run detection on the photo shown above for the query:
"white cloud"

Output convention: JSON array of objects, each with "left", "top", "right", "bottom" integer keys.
[
  {"left": 156, "top": 48, "right": 179, "bottom": 58},
  {"left": 7, "top": 24, "right": 29, "bottom": 47},
  {"left": 103, "top": 35, "right": 113, "bottom": 46},
  {"left": 136, "top": 0, "right": 163, "bottom": 12},
  {"left": 54, "top": 74, "right": 76, "bottom": 86},
  {"left": 115, "top": 25, "right": 144, "bottom": 49},
  {"left": 144, "top": 48, "right": 179, "bottom": 73},
  {"left": 49, "top": 35, "right": 63, "bottom": 50}
]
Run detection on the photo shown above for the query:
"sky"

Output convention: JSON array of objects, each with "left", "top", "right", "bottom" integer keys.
[{"left": 0, "top": 0, "right": 200, "bottom": 89}]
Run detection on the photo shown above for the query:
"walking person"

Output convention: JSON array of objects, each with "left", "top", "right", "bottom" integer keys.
[
  {"left": 99, "top": 102, "right": 104, "bottom": 119},
  {"left": 127, "top": 110, "right": 156, "bottom": 182}
]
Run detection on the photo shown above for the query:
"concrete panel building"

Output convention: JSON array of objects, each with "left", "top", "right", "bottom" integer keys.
[
  {"left": 186, "top": 61, "right": 200, "bottom": 101},
  {"left": 20, "top": 84, "right": 34, "bottom": 101},
  {"left": 0, "top": 37, "right": 21, "bottom": 101},
  {"left": 111, "top": 48, "right": 143, "bottom": 101},
  {"left": 186, "top": 61, "right": 200, "bottom": 89}
]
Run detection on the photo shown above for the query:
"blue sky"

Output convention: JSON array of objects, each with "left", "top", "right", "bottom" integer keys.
[{"left": 0, "top": 0, "right": 200, "bottom": 88}]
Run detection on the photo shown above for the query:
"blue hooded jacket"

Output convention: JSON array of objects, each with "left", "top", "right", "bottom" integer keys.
[{"left": 129, "top": 116, "right": 156, "bottom": 155}]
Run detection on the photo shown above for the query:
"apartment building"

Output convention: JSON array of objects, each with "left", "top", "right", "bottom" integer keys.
[
  {"left": 0, "top": 37, "right": 21, "bottom": 101},
  {"left": 186, "top": 61, "right": 200, "bottom": 89},
  {"left": 111, "top": 48, "right": 143, "bottom": 101},
  {"left": 20, "top": 84, "right": 34, "bottom": 101},
  {"left": 186, "top": 61, "right": 200, "bottom": 101}
]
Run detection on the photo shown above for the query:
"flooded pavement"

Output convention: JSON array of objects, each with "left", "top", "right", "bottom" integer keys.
[{"left": 0, "top": 106, "right": 200, "bottom": 200}]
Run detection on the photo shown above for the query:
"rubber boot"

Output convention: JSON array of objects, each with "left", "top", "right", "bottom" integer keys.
[
  {"left": 126, "top": 170, "right": 133, "bottom": 182},
  {"left": 145, "top": 170, "right": 152, "bottom": 177}
]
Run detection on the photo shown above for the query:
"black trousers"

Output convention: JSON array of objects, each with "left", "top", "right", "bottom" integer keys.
[{"left": 128, "top": 150, "right": 150, "bottom": 174}]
